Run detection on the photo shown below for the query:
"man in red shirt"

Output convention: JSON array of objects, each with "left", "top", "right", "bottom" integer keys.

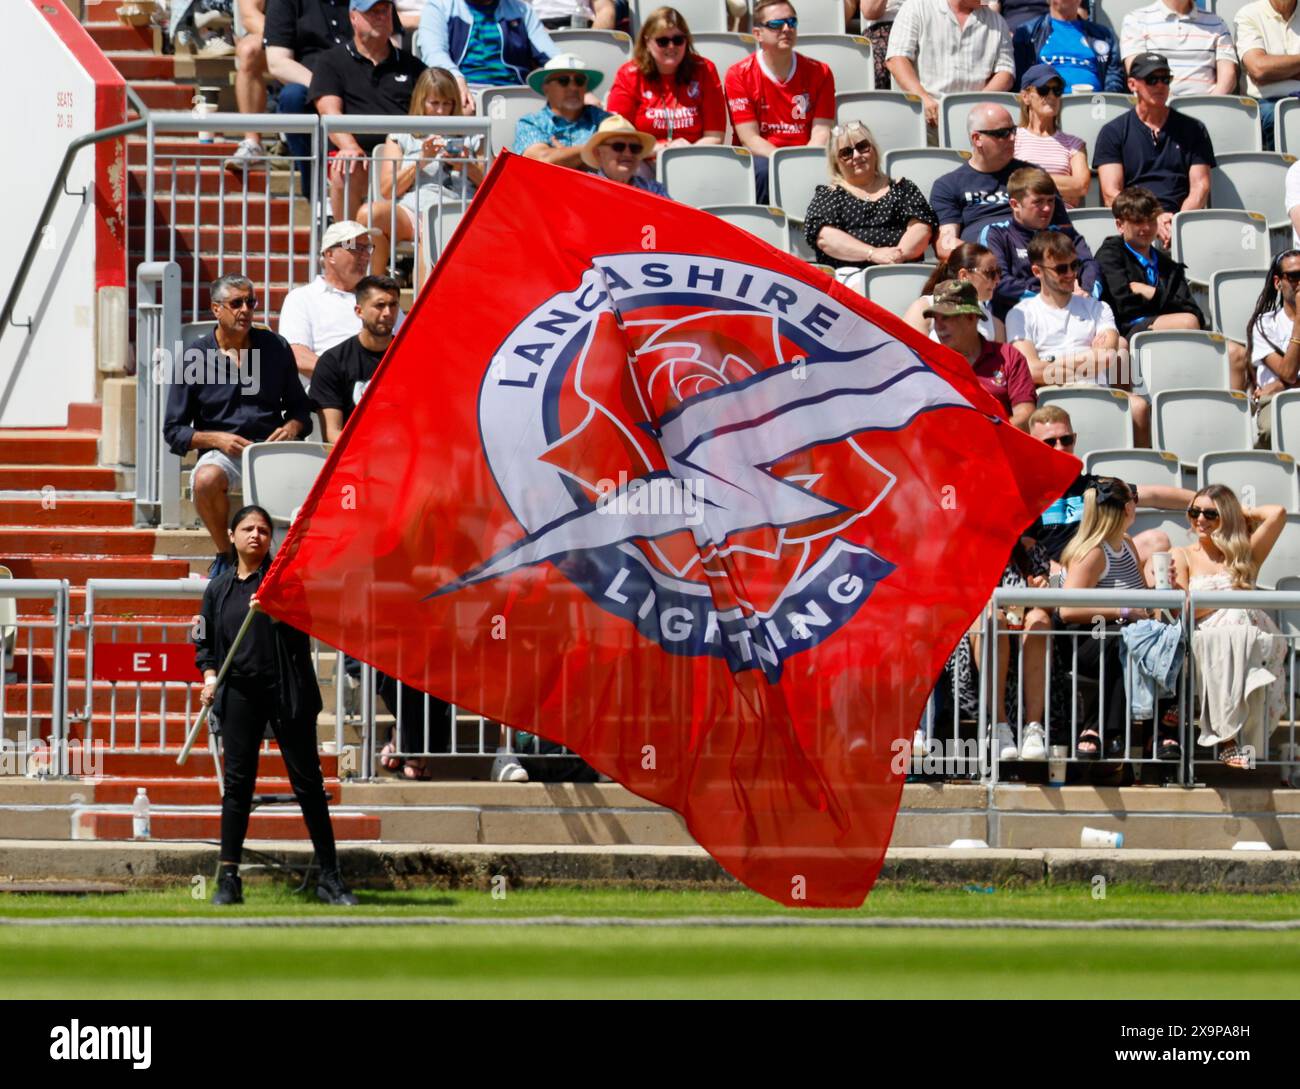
[
  {"left": 926, "top": 279, "right": 1037, "bottom": 429},
  {"left": 724, "top": 0, "right": 835, "bottom": 202}
]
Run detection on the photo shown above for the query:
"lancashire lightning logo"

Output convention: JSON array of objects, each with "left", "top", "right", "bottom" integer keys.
[{"left": 443, "top": 255, "right": 974, "bottom": 679}]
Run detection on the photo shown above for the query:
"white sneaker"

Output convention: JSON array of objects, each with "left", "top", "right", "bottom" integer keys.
[
  {"left": 912, "top": 728, "right": 928, "bottom": 757},
  {"left": 193, "top": 8, "right": 233, "bottom": 30},
  {"left": 225, "top": 138, "right": 267, "bottom": 172},
  {"left": 1020, "top": 722, "right": 1047, "bottom": 760},
  {"left": 993, "top": 722, "right": 1018, "bottom": 761},
  {"left": 490, "top": 748, "right": 528, "bottom": 783},
  {"left": 196, "top": 31, "right": 235, "bottom": 57}
]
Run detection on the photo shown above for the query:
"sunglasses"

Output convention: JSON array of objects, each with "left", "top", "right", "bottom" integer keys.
[
  {"left": 836, "top": 138, "right": 873, "bottom": 162},
  {"left": 1187, "top": 506, "right": 1221, "bottom": 521},
  {"left": 219, "top": 295, "right": 256, "bottom": 310},
  {"left": 1278, "top": 269, "right": 1300, "bottom": 284},
  {"left": 602, "top": 140, "right": 643, "bottom": 155},
  {"left": 1034, "top": 83, "right": 1065, "bottom": 97},
  {"left": 1041, "top": 433, "right": 1077, "bottom": 448},
  {"left": 1141, "top": 74, "right": 1173, "bottom": 86},
  {"left": 759, "top": 17, "right": 798, "bottom": 30},
  {"left": 1041, "top": 259, "right": 1083, "bottom": 275},
  {"left": 654, "top": 34, "right": 686, "bottom": 47},
  {"left": 976, "top": 126, "right": 1016, "bottom": 139},
  {"left": 969, "top": 265, "right": 1002, "bottom": 280},
  {"left": 546, "top": 74, "right": 588, "bottom": 87}
]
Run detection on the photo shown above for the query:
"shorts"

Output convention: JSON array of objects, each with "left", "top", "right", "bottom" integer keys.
[{"left": 191, "top": 448, "right": 242, "bottom": 497}]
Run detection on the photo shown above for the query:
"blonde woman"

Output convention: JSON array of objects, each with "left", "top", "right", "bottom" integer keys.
[
  {"left": 357, "top": 67, "right": 486, "bottom": 277},
  {"left": 1172, "top": 485, "right": 1288, "bottom": 770},
  {"left": 1012, "top": 65, "right": 1089, "bottom": 208},
  {"left": 803, "top": 121, "right": 937, "bottom": 292}
]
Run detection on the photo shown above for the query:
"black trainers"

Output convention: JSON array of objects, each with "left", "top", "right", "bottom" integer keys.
[
  {"left": 211, "top": 869, "right": 243, "bottom": 905},
  {"left": 316, "top": 868, "right": 359, "bottom": 906}
]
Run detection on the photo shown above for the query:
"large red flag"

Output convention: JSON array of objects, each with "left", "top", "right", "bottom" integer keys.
[{"left": 256, "top": 153, "right": 1076, "bottom": 907}]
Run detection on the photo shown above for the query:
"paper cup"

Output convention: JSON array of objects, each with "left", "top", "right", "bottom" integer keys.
[
  {"left": 1152, "top": 551, "right": 1172, "bottom": 590},
  {"left": 193, "top": 99, "right": 218, "bottom": 144},
  {"left": 1048, "top": 745, "right": 1068, "bottom": 786},
  {"left": 1080, "top": 826, "right": 1123, "bottom": 849}
]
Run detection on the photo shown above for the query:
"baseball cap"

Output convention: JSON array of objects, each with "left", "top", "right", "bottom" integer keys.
[
  {"left": 923, "top": 280, "right": 983, "bottom": 319},
  {"left": 1020, "top": 64, "right": 1064, "bottom": 90},
  {"left": 321, "top": 220, "right": 378, "bottom": 253},
  {"left": 1129, "top": 52, "right": 1172, "bottom": 80},
  {"left": 350, "top": 0, "right": 393, "bottom": 11}
]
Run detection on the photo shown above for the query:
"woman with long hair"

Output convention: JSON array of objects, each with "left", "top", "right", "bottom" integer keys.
[
  {"left": 903, "top": 242, "right": 1006, "bottom": 342},
  {"left": 1012, "top": 66, "right": 1089, "bottom": 207},
  {"left": 1172, "top": 485, "right": 1288, "bottom": 769},
  {"left": 195, "top": 504, "right": 358, "bottom": 906},
  {"left": 604, "top": 6, "right": 726, "bottom": 156}
]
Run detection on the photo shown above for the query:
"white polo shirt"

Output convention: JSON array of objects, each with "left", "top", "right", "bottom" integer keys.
[
  {"left": 277, "top": 275, "right": 405, "bottom": 386},
  {"left": 1249, "top": 305, "right": 1296, "bottom": 388},
  {"left": 1119, "top": 1, "right": 1237, "bottom": 97},
  {"left": 1235, "top": 0, "right": 1300, "bottom": 98},
  {"left": 885, "top": 0, "right": 1015, "bottom": 96},
  {"left": 1006, "top": 292, "right": 1117, "bottom": 379}
]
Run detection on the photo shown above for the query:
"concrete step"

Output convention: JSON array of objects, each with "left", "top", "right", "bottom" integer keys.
[
  {"left": 0, "top": 431, "right": 99, "bottom": 467},
  {"left": 127, "top": 138, "right": 241, "bottom": 164},
  {"left": 1, "top": 554, "right": 193, "bottom": 581},
  {"left": 92, "top": 777, "right": 312, "bottom": 805},
  {"left": 75, "top": 809, "right": 380, "bottom": 842},
  {"left": 0, "top": 498, "right": 134, "bottom": 528},
  {"left": 90, "top": 748, "right": 341, "bottom": 780},
  {"left": 84, "top": 21, "right": 153, "bottom": 52},
  {"left": 128, "top": 222, "right": 314, "bottom": 253},
  {"left": 128, "top": 164, "right": 300, "bottom": 197},
  {"left": 106, "top": 52, "right": 174, "bottom": 80},
  {"left": 130, "top": 81, "right": 197, "bottom": 111}
]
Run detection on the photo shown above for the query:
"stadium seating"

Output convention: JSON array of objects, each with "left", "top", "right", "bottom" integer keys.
[
  {"left": 1211, "top": 0, "right": 1253, "bottom": 29},
  {"left": 770, "top": 144, "right": 828, "bottom": 223},
  {"left": 659, "top": 145, "right": 756, "bottom": 207},
  {"left": 860, "top": 263, "right": 934, "bottom": 312},
  {"left": 1094, "top": 0, "right": 1150, "bottom": 35},
  {"left": 691, "top": 32, "right": 755, "bottom": 78},
  {"left": 550, "top": 30, "right": 634, "bottom": 93},
  {"left": 479, "top": 85, "right": 539, "bottom": 157},
  {"left": 1209, "top": 267, "right": 1266, "bottom": 345},
  {"left": 1068, "top": 207, "right": 1118, "bottom": 257},
  {"left": 1058, "top": 93, "right": 1135, "bottom": 157},
  {"left": 1256, "top": 513, "right": 1300, "bottom": 589},
  {"left": 242, "top": 442, "right": 331, "bottom": 545},
  {"left": 785, "top": 3, "right": 846, "bottom": 33},
  {"left": 1272, "top": 389, "right": 1300, "bottom": 455},
  {"left": 835, "top": 91, "right": 927, "bottom": 151},
  {"left": 1172, "top": 95, "right": 1263, "bottom": 154},
  {"left": 938, "top": 92, "right": 1021, "bottom": 153},
  {"left": 1172, "top": 209, "right": 1270, "bottom": 289},
  {"left": 796, "top": 34, "right": 874, "bottom": 94},
  {"left": 1085, "top": 448, "right": 1183, "bottom": 488},
  {"left": 1275, "top": 97, "right": 1300, "bottom": 157},
  {"left": 1152, "top": 388, "right": 1253, "bottom": 469},
  {"left": 1199, "top": 450, "right": 1300, "bottom": 511},
  {"left": 702, "top": 204, "right": 790, "bottom": 251},
  {"left": 1210, "top": 152, "right": 1295, "bottom": 232},
  {"left": 633, "top": 0, "right": 728, "bottom": 34},
  {"left": 881, "top": 147, "right": 970, "bottom": 204},
  {"left": 0, "top": 565, "right": 15, "bottom": 680},
  {"left": 181, "top": 321, "right": 216, "bottom": 353},
  {"left": 1130, "top": 329, "right": 1232, "bottom": 398},
  {"left": 423, "top": 203, "right": 466, "bottom": 269},
  {"left": 1037, "top": 386, "right": 1133, "bottom": 459}
]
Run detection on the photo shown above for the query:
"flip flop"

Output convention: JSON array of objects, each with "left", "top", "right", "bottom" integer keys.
[{"left": 379, "top": 742, "right": 403, "bottom": 772}]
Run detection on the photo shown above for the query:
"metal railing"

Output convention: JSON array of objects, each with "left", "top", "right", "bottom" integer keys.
[
  {"left": 135, "top": 261, "right": 183, "bottom": 528},
  {"left": 0, "top": 580, "right": 70, "bottom": 774}
]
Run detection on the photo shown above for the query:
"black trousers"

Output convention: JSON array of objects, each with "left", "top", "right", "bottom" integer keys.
[
  {"left": 219, "top": 676, "right": 338, "bottom": 870},
  {"left": 377, "top": 672, "right": 453, "bottom": 754}
]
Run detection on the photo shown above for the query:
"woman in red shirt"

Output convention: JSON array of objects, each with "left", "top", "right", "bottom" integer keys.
[{"left": 605, "top": 6, "right": 726, "bottom": 157}]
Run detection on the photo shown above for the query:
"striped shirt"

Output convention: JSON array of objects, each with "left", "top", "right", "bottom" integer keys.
[
  {"left": 1097, "top": 539, "right": 1145, "bottom": 590},
  {"left": 461, "top": 2, "right": 514, "bottom": 86},
  {"left": 885, "top": 0, "right": 1015, "bottom": 96},
  {"left": 1119, "top": 1, "right": 1237, "bottom": 97},
  {"left": 1014, "top": 127, "right": 1086, "bottom": 177}
]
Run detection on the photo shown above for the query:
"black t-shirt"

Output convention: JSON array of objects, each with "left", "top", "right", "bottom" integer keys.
[
  {"left": 1030, "top": 472, "right": 1134, "bottom": 561},
  {"left": 310, "top": 334, "right": 385, "bottom": 429},
  {"left": 1092, "top": 108, "right": 1217, "bottom": 214},
  {"left": 308, "top": 42, "right": 427, "bottom": 152},
  {"left": 264, "top": 0, "right": 353, "bottom": 70},
  {"left": 222, "top": 568, "right": 277, "bottom": 681},
  {"left": 929, "top": 157, "right": 1073, "bottom": 244}
]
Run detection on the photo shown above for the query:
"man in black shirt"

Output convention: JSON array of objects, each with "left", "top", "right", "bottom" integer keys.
[
  {"left": 309, "top": 0, "right": 426, "bottom": 220},
  {"left": 163, "top": 274, "right": 312, "bottom": 574},
  {"left": 311, "top": 273, "right": 399, "bottom": 440}
]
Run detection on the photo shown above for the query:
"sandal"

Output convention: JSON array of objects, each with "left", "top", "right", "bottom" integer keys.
[
  {"left": 402, "top": 758, "right": 433, "bottom": 781},
  {"left": 379, "top": 742, "right": 403, "bottom": 772},
  {"left": 1157, "top": 734, "right": 1182, "bottom": 762},
  {"left": 1217, "top": 743, "right": 1250, "bottom": 770},
  {"left": 1076, "top": 729, "right": 1101, "bottom": 760}
]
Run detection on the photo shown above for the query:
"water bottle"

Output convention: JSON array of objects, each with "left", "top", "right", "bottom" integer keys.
[{"left": 132, "top": 787, "right": 151, "bottom": 839}]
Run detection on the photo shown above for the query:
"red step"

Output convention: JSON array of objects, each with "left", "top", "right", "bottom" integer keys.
[
  {"left": 79, "top": 810, "right": 379, "bottom": 841},
  {"left": 92, "top": 749, "right": 340, "bottom": 779},
  {"left": 107, "top": 53, "right": 174, "bottom": 81},
  {"left": 129, "top": 252, "right": 305, "bottom": 285},
  {"left": 128, "top": 167, "right": 281, "bottom": 197},
  {"left": 129, "top": 223, "right": 313, "bottom": 255},
  {"left": 86, "top": 0, "right": 141, "bottom": 17},
  {"left": 127, "top": 139, "right": 241, "bottom": 165},
  {"left": 132, "top": 81, "right": 198, "bottom": 111},
  {"left": 93, "top": 777, "right": 334, "bottom": 806},
  {"left": 62, "top": 591, "right": 202, "bottom": 617},
  {"left": 66, "top": 404, "right": 102, "bottom": 431},
  {"left": 0, "top": 466, "right": 118, "bottom": 491},
  {"left": 0, "top": 499, "right": 134, "bottom": 528},
  {"left": 0, "top": 432, "right": 99, "bottom": 467},
  {"left": 1, "top": 555, "right": 195, "bottom": 580},
  {"left": 130, "top": 194, "right": 300, "bottom": 228},
  {"left": 84, "top": 22, "right": 153, "bottom": 51},
  {"left": 0, "top": 529, "right": 155, "bottom": 557}
]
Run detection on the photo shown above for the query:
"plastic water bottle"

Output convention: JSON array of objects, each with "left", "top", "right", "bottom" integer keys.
[{"left": 132, "top": 787, "right": 151, "bottom": 839}]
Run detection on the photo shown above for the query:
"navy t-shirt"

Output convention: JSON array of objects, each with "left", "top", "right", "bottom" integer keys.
[
  {"left": 930, "top": 157, "right": 1073, "bottom": 244},
  {"left": 1092, "top": 109, "right": 1216, "bottom": 213}
]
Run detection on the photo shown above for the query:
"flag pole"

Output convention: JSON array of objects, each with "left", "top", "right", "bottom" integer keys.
[{"left": 177, "top": 599, "right": 260, "bottom": 766}]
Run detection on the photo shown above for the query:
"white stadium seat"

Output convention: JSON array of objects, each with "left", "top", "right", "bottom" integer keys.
[
  {"left": 1153, "top": 389, "right": 1253, "bottom": 468},
  {"left": 181, "top": 321, "right": 216, "bottom": 353},
  {"left": 702, "top": 204, "right": 790, "bottom": 251},
  {"left": 691, "top": 32, "right": 755, "bottom": 79},
  {"left": 796, "top": 34, "right": 874, "bottom": 94},
  {"left": 835, "top": 92, "right": 927, "bottom": 151},
  {"left": 1085, "top": 448, "right": 1183, "bottom": 489},
  {"left": 423, "top": 203, "right": 466, "bottom": 270},
  {"left": 1210, "top": 0, "right": 1253, "bottom": 30},
  {"left": 1068, "top": 208, "right": 1118, "bottom": 257},
  {"left": 659, "top": 145, "right": 756, "bottom": 207},
  {"left": 1172, "top": 95, "right": 1263, "bottom": 154},
  {"left": 881, "top": 147, "right": 970, "bottom": 205},
  {"left": 770, "top": 144, "right": 830, "bottom": 223},
  {"left": 1276, "top": 97, "right": 1300, "bottom": 156},
  {"left": 938, "top": 91, "right": 1021, "bottom": 153},
  {"left": 860, "top": 263, "right": 935, "bottom": 312},
  {"left": 1037, "top": 387, "right": 1133, "bottom": 461},
  {"left": 1199, "top": 450, "right": 1300, "bottom": 511},
  {"left": 1209, "top": 267, "right": 1267, "bottom": 345},
  {"left": 548, "top": 30, "right": 634, "bottom": 93},
  {"left": 1272, "top": 389, "right": 1300, "bottom": 455},
  {"left": 783, "top": 2, "right": 846, "bottom": 33},
  {"left": 479, "top": 85, "right": 539, "bottom": 157},
  {"left": 243, "top": 442, "right": 331, "bottom": 546},
  {"left": 1256, "top": 514, "right": 1300, "bottom": 589},
  {"left": 1094, "top": 0, "right": 1151, "bottom": 35},
  {"left": 1172, "top": 209, "right": 1270, "bottom": 288},
  {"left": 1058, "top": 94, "right": 1135, "bottom": 157},
  {"left": 1210, "top": 152, "right": 1296, "bottom": 231},
  {"left": 1129, "top": 330, "right": 1232, "bottom": 398},
  {"left": 633, "top": 0, "right": 727, "bottom": 34}
]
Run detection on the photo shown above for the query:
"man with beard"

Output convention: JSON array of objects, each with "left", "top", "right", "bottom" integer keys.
[{"left": 310, "top": 274, "right": 400, "bottom": 442}]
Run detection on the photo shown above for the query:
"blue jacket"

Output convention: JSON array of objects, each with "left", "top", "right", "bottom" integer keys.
[
  {"left": 416, "top": 0, "right": 556, "bottom": 85},
  {"left": 1012, "top": 15, "right": 1126, "bottom": 93},
  {"left": 978, "top": 216, "right": 1101, "bottom": 320},
  {"left": 1119, "top": 619, "right": 1185, "bottom": 721}
]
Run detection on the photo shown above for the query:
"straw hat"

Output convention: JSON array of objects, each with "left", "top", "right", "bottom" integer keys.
[{"left": 580, "top": 115, "right": 656, "bottom": 169}]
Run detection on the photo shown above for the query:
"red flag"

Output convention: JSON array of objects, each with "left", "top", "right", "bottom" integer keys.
[{"left": 256, "top": 153, "right": 1077, "bottom": 908}]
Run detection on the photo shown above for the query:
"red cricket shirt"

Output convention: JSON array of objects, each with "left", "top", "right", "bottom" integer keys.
[
  {"left": 605, "top": 57, "right": 727, "bottom": 144},
  {"left": 724, "top": 51, "right": 835, "bottom": 147}
]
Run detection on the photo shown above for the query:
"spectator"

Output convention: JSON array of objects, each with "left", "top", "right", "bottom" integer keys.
[
  {"left": 1012, "top": 0, "right": 1126, "bottom": 93},
  {"left": 931, "top": 102, "right": 1072, "bottom": 259},
  {"left": 1235, "top": 0, "right": 1300, "bottom": 150},
  {"left": 358, "top": 66, "right": 486, "bottom": 277},
  {"left": 979, "top": 166, "right": 1100, "bottom": 319},
  {"left": 1244, "top": 249, "right": 1300, "bottom": 446},
  {"left": 885, "top": 0, "right": 1015, "bottom": 130},
  {"left": 1120, "top": 0, "right": 1237, "bottom": 97},
  {"left": 163, "top": 275, "right": 312, "bottom": 573},
  {"left": 904, "top": 242, "right": 1006, "bottom": 340},
  {"left": 279, "top": 221, "right": 385, "bottom": 383},
  {"left": 395, "top": 0, "right": 424, "bottom": 30},
  {"left": 264, "top": 0, "right": 353, "bottom": 189},
  {"left": 1012, "top": 65, "right": 1091, "bottom": 207},
  {"left": 606, "top": 7, "right": 726, "bottom": 156},
  {"left": 858, "top": 0, "right": 904, "bottom": 88},
  {"left": 581, "top": 115, "right": 669, "bottom": 192},
  {"left": 803, "top": 120, "right": 937, "bottom": 292},
  {"left": 416, "top": 0, "right": 558, "bottom": 111},
  {"left": 996, "top": 0, "right": 1050, "bottom": 33},
  {"left": 514, "top": 54, "right": 610, "bottom": 164},
  {"left": 1093, "top": 52, "right": 1215, "bottom": 243},
  {"left": 724, "top": 0, "right": 835, "bottom": 203},
  {"left": 1007, "top": 229, "right": 1119, "bottom": 385},
  {"left": 227, "top": 1, "right": 271, "bottom": 172},
  {"left": 172, "top": 0, "right": 237, "bottom": 54},
  {"left": 925, "top": 279, "right": 1037, "bottom": 427},
  {"left": 309, "top": 0, "right": 427, "bottom": 222},
  {"left": 1173, "top": 485, "right": 1289, "bottom": 770},
  {"left": 532, "top": 0, "right": 615, "bottom": 29},
  {"left": 311, "top": 275, "right": 400, "bottom": 442}
]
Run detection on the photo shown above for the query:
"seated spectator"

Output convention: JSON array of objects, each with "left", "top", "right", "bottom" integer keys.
[
  {"left": 227, "top": 1, "right": 270, "bottom": 172},
  {"left": 980, "top": 166, "right": 1100, "bottom": 319},
  {"left": 1012, "top": 0, "right": 1126, "bottom": 92},
  {"left": 1120, "top": 0, "right": 1237, "bottom": 97},
  {"left": 358, "top": 67, "right": 486, "bottom": 277},
  {"left": 904, "top": 242, "right": 1006, "bottom": 340},
  {"left": 1093, "top": 53, "right": 1214, "bottom": 245},
  {"left": 605, "top": 7, "right": 726, "bottom": 156},
  {"left": 395, "top": 0, "right": 424, "bottom": 30},
  {"left": 163, "top": 274, "right": 312, "bottom": 575},
  {"left": 264, "top": 0, "right": 354, "bottom": 190},
  {"left": 858, "top": 0, "right": 904, "bottom": 88},
  {"left": 1013, "top": 64, "right": 1090, "bottom": 206},
  {"left": 309, "top": 0, "right": 427, "bottom": 222},
  {"left": 1235, "top": 0, "right": 1300, "bottom": 150},
  {"left": 172, "top": 0, "right": 237, "bottom": 54},
  {"left": 803, "top": 121, "right": 938, "bottom": 292},
  {"left": 725, "top": 0, "right": 835, "bottom": 203},
  {"left": 1173, "top": 485, "right": 1289, "bottom": 770},
  {"left": 514, "top": 54, "right": 610, "bottom": 165},
  {"left": 1008, "top": 229, "right": 1119, "bottom": 386},
  {"left": 311, "top": 275, "right": 399, "bottom": 442},
  {"left": 1244, "top": 249, "right": 1300, "bottom": 447},
  {"left": 931, "top": 102, "right": 1072, "bottom": 259},
  {"left": 580, "top": 115, "right": 669, "bottom": 193},
  {"left": 416, "top": 0, "right": 558, "bottom": 111},
  {"left": 886, "top": 0, "right": 1015, "bottom": 130},
  {"left": 925, "top": 279, "right": 1037, "bottom": 427},
  {"left": 532, "top": 0, "right": 615, "bottom": 30}
]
